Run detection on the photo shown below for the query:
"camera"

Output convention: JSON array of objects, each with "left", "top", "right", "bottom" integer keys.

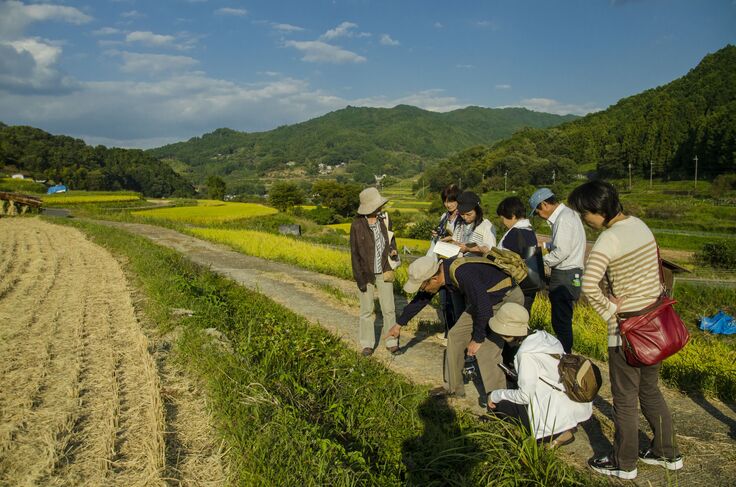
[{"left": 462, "top": 355, "right": 478, "bottom": 382}]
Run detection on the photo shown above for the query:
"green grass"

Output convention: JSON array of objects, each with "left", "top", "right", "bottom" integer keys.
[
  {"left": 53, "top": 217, "right": 598, "bottom": 486},
  {"left": 0, "top": 177, "right": 46, "bottom": 193}
]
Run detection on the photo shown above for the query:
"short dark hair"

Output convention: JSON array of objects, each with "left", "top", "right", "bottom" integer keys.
[
  {"left": 544, "top": 195, "right": 558, "bottom": 206},
  {"left": 441, "top": 184, "right": 461, "bottom": 203},
  {"left": 568, "top": 180, "right": 623, "bottom": 226},
  {"left": 496, "top": 196, "right": 526, "bottom": 219}
]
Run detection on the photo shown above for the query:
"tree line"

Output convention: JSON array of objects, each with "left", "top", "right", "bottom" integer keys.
[{"left": 0, "top": 124, "right": 195, "bottom": 197}]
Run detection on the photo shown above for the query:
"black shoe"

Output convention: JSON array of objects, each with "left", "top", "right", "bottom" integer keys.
[
  {"left": 361, "top": 347, "right": 374, "bottom": 357},
  {"left": 428, "top": 386, "right": 465, "bottom": 399},
  {"left": 639, "top": 448, "right": 683, "bottom": 471},
  {"left": 588, "top": 455, "right": 637, "bottom": 480}
]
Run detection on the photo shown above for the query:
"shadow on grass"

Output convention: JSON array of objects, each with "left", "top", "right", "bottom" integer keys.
[{"left": 401, "top": 395, "right": 480, "bottom": 486}]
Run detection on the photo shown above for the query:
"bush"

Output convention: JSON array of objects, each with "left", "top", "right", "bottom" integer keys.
[
  {"left": 695, "top": 240, "right": 736, "bottom": 269},
  {"left": 302, "top": 205, "right": 338, "bottom": 225},
  {"left": 405, "top": 218, "right": 436, "bottom": 240}
]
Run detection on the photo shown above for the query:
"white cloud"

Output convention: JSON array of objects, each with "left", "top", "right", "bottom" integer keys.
[
  {"left": 0, "top": 1, "right": 92, "bottom": 39},
  {"left": 285, "top": 40, "right": 366, "bottom": 64},
  {"left": 272, "top": 23, "right": 305, "bottom": 33},
  {"left": 511, "top": 97, "right": 602, "bottom": 115},
  {"left": 215, "top": 8, "right": 248, "bottom": 17},
  {"left": 495, "top": 84, "right": 511, "bottom": 89},
  {"left": 475, "top": 20, "right": 499, "bottom": 30},
  {"left": 456, "top": 64, "right": 474, "bottom": 69},
  {"left": 113, "top": 51, "right": 199, "bottom": 74},
  {"left": 321, "top": 21, "right": 358, "bottom": 40},
  {"left": 0, "top": 73, "right": 348, "bottom": 148},
  {"left": 379, "top": 34, "right": 399, "bottom": 46},
  {"left": 123, "top": 31, "right": 197, "bottom": 50},
  {"left": 353, "top": 89, "right": 465, "bottom": 113},
  {"left": 0, "top": 37, "right": 78, "bottom": 94},
  {"left": 434, "top": 22, "right": 444, "bottom": 28},
  {"left": 121, "top": 10, "right": 144, "bottom": 19},
  {"left": 92, "top": 27, "right": 122, "bottom": 36}
]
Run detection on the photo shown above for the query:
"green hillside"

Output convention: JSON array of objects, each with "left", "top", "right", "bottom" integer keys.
[
  {"left": 0, "top": 124, "right": 195, "bottom": 198},
  {"left": 426, "top": 45, "right": 736, "bottom": 192},
  {"left": 147, "top": 105, "right": 578, "bottom": 184}
]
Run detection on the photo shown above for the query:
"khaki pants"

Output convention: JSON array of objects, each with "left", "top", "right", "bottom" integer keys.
[
  {"left": 445, "top": 286, "right": 524, "bottom": 396},
  {"left": 358, "top": 274, "right": 397, "bottom": 349}
]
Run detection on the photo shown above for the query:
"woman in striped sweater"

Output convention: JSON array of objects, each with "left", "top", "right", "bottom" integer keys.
[{"left": 568, "top": 180, "right": 682, "bottom": 481}]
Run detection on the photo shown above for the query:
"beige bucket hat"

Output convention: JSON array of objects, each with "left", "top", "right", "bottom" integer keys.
[
  {"left": 357, "top": 187, "right": 389, "bottom": 215},
  {"left": 489, "top": 303, "right": 530, "bottom": 337},
  {"left": 403, "top": 255, "right": 441, "bottom": 294}
]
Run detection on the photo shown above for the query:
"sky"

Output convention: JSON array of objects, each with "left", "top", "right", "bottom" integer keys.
[{"left": 0, "top": 0, "right": 734, "bottom": 149}]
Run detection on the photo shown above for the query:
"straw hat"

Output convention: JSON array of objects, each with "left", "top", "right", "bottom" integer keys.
[
  {"left": 403, "top": 255, "right": 441, "bottom": 293},
  {"left": 357, "top": 187, "right": 389, "bottom": 215}
]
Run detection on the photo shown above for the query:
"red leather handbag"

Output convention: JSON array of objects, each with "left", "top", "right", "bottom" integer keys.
[
  {"left": 617, "top": 296, "right": 690, "bottom": 367},
  {"left": 615, "top": 245, "right": 690, "bottom": 367}
]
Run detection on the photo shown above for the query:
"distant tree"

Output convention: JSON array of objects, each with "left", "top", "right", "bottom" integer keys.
[
  {"left": 268, "top": 181, "right": 304, "bottom": 211},
  {"left": 206, "top": 175, "right": 226, "bottom": 200},
  {"left": 311, "top": 180, "right": 362, "bottom": 217}
]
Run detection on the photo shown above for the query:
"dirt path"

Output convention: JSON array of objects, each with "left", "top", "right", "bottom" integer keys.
[
  {"left": 0, "top": 218, "right": 225, "bottom": 486},
  {"left": 92, "top": 220, "right": 736, "bottom": 486}
]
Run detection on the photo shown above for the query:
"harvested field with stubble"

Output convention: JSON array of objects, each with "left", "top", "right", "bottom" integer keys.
[{"left": 0, "top": 218, "right": 225, "bottom": 486}]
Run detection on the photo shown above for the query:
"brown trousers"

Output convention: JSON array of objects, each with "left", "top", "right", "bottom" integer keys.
[{"left": 608, "top": 346, "right": 679, "bottom": 469}]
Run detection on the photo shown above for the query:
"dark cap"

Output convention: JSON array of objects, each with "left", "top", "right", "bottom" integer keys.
[{"left": 457, "top": 191, "right": 480, "bottom": 213}]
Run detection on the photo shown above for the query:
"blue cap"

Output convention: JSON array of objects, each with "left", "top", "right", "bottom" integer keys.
[{"left": 529, "top": 188, "right": 554, "bottom": 216}]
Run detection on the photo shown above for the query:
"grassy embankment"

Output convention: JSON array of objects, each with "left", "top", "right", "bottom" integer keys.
[{"left": 57, "top": 218, "right": 598, "bottom": 486}]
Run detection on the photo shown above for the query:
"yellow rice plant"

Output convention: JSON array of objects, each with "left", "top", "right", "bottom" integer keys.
[
  {"left": 327, "top": 223, "right": 352, "bottom": 234},
  {"left": 189, "top": 228, "right": 353, "bottom": 279},
  {"left": 396, "top": 237, "right": 430, "bottom": 254},
  {"left": 133, "top": 201, "right": 277, "bottom": 224},
  {"left": 43, "top": 193, "right": 142, "bottom": 204}
]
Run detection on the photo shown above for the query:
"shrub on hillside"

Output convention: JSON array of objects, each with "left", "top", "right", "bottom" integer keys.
[
  {"left": 695, "top": 240, "right": 736, "bottom": 269},
  {"left": 405, "top": 218, "right": 436, "bottom": 240},
  {"left": 302, "top": 205, "right": 339, "bottom": 225}
]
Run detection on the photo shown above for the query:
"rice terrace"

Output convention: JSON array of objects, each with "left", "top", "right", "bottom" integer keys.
[{"left": 2, "top": 1, "right": 736, "bottom": 486}]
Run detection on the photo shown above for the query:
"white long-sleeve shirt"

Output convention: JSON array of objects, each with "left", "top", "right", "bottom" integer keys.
[
  {"left": 542, "top": 203, "right": 586, "bottom": 271},
  {"left": 490, "top": 331, "right": 593, "bottom": 439}
]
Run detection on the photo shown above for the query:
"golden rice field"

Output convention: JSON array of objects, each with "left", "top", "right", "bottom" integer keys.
[
  {"left": 132, "top": 201, "right": 277, "bottom": 224},
  {"left": 325, "top": 224, "right": 431, "bottom": 253},
  {"left": 43, "top": 192, "right": 142, "bottom": 204},
  {"left": 189, "top": 227, "right": 354, "bottom": 279}
]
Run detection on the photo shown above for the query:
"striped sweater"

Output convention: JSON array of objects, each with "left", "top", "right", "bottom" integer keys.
[{"left": 581, "top": 216, "right": 662, "bottom": 347}]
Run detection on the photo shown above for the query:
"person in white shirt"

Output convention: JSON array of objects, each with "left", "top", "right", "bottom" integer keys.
[
  {"left": 486, "top": 302, "right": 592, "bottom": 447},
  {"left": 529, "top": 188, "right": 586, "bottom": 353},
  {"left": 448, "top": 191, "right": 496, "bottom": 256}
]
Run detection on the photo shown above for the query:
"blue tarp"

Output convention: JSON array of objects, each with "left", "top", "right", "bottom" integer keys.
[
  {"left": 699, "top": 311, "right": 736, "bottom": 335},
  {"left": 47, "top": 184, "right": 68, "bottom": 194}
]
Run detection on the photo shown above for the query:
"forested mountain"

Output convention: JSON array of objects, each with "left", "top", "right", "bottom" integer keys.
[
  {"left": 426, "top": 45, "right": 736, "bottom": 192},
  {"left": 148, "top": 105, "right": 578, "bottom": 184},
  {"left": 0, "top": 125, "right": 195, "bottom": 197}
]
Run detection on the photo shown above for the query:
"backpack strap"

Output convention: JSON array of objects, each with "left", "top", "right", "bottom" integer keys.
[
  {"left": 539, "top": 353, "right": 564, "bottom": 391},
  {"left": 448, "top": 257, "right": 513, "bottom": 292}
]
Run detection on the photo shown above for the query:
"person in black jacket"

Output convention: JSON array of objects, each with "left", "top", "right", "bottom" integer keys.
[{"left": 496, "top": 196, "right": 539, "bottom": 312}]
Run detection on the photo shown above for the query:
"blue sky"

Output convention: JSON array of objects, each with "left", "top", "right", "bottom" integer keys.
[{"left": 0, "top": 0, "right": 734, "bottom": 149}]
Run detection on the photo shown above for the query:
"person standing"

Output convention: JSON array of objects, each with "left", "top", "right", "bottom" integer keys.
[
  {"left": 450, "top": 191, "right": 497, "bottom": 256},
  {"left": 496, "top": 196, "right": 539, "bottom": 312},
  {"left": 568, "top": 180, "right": 682, "bottom": 480},
  {"left": 350, "top": 187, "right": 400, "bottom": 357},
  {"left": 529, "top": 187, "right": 585, "bottom": 353},
  {"left": 431, "top": 184, "right": 462, "bottom": 330}
]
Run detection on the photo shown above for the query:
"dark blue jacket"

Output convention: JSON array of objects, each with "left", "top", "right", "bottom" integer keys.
[{"left": 397, "top": 257, "right": 514, "bottom": 342}]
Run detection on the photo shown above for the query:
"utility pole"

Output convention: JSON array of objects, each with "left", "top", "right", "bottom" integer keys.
[
  {"left": 504, "top": 171, "right": 508, "bottom": 192},
  {"left": 628, "top": 163, "right": 632, "bottom": 190},
  {"left": 458, "top": 177, "right": 462, "bottom": 189},
  {"left": 552, "top": 169, "right": 556, "bottom": 185},
  {"left": 693, "top": 155, "right": 699, "bottom": 191},
  {"left": 650, "top": 161, "right": 653, "bottom": 189}
]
